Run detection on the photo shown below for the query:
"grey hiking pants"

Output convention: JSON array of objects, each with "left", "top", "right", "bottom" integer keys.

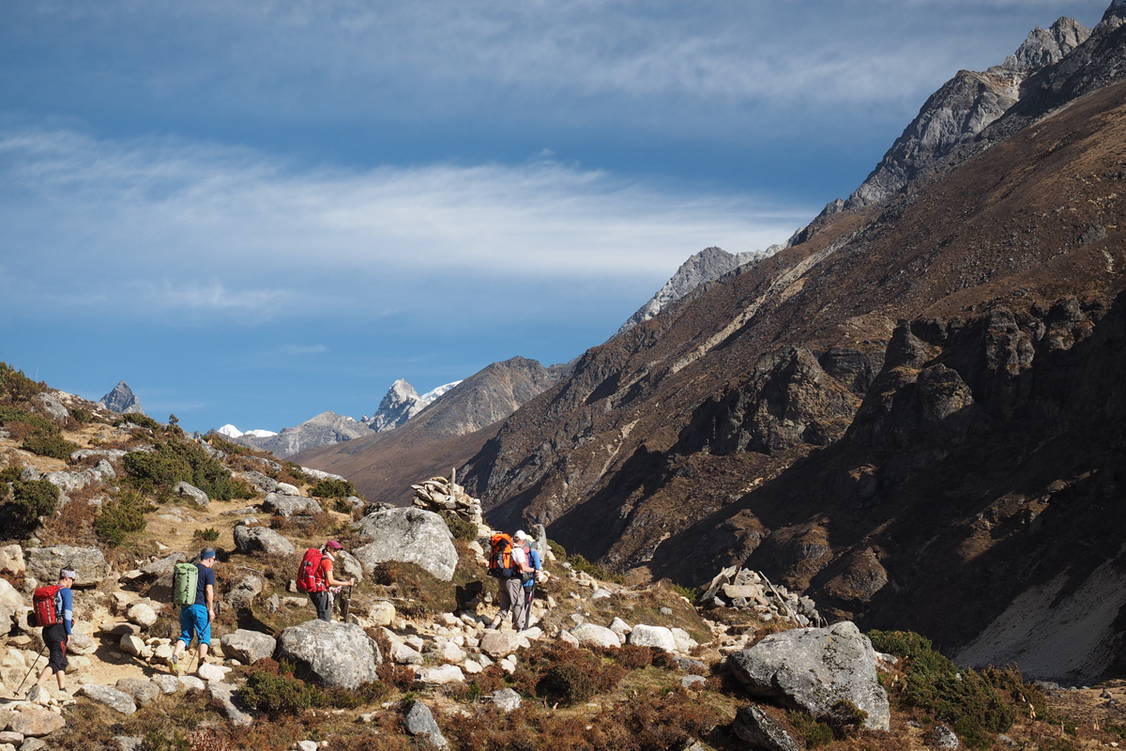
[
  {"left": 496, "top": 578, "right": 524, "bottom": 628},
  {"left": 309, "top": 591, "right": 332, "bottom": 622}
]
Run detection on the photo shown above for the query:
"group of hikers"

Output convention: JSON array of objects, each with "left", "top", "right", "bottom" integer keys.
[{"left": 23, "top": 528, "right": 546, "bottom": 695}]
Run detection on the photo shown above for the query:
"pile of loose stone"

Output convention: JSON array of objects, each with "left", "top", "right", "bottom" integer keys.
[
  {"left": 697, "top": 566, "right": 824, "bottom": 627},
  {"left": 410, "top": 476, "right": 483, "bottom": 525}
]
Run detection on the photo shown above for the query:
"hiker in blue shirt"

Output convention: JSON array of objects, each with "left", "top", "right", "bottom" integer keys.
[
  {"left": 514, "top": 531, "right": 543, "bottom": 631},
  {"left": 31, "top": 568, "right": 76, "bottom": 698},
  {"left": 170, "top": 548, "right": 217, "bottom": 675}
]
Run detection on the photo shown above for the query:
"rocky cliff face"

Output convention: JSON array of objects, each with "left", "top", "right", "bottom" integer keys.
[
  {"left": 617, "top": 247, "right": 773, "bottom": 335},
  {"left": 845, "top": 17, "right": 1089, "bottom": 211},
  {"left": 461, "top": 54, "right": 1126, "bottom": 682},
  {"left": 99, "top": 381, "right": 142, "bottom": 415}
]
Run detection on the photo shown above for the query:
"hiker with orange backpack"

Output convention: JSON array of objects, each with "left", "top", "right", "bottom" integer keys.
[
  {"left": 487, "top": 531, "right": 535, "bottom": 630},
  {"left": 298, "top": 540, "right": 355, "bottom": 622},
  {"left": 28, "top": 568, "right": 76, "bottom": 699}
]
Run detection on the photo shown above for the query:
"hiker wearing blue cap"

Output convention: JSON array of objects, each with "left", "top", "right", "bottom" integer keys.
[{"left": 169, "top": 548, "right": 217, "bottom": 675}]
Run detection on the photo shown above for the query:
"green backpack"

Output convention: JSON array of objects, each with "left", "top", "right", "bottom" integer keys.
[{"left": 172, "top": 562, "right": 199, "bottom": 606}]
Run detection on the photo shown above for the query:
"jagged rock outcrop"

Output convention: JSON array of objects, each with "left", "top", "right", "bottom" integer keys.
[
  {"left": 363, "top": 379, "right": 461, "bottom": 433},
  {"left": 845, "top": 17, "right": 1089, "bottom": 210},
  {"left": 276, "top": 620, "right": 382, "bottom": 689},
  {"left": 618, "top": 247, "right": 773, "bottom": 335},
  {"left": 99, "top": 381, "right": 142, "bottom": 414}
]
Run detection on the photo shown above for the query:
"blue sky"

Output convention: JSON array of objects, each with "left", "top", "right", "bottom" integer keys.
[{"left": 0, "top": 0, "right": 1110, "bottom": 432}]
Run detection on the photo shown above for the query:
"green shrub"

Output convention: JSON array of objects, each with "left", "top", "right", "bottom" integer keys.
[
  {"left": 869, "top": 630, "right": 1015, "bottom": 748},
  {"left": 547, "top": 539, "right": 567, "bottom": 559},
  {"left": 0, "top": 479, "right": 59, "bottom": 538},
  {"left": 522, "top": 643, "right": 627, "bottom": 706},
  {"left": 568, "top": 553, "right": 624, "bottom": 583},
  {"left": 123, "top": 439, "right": 246, "bottom": 500},
  {"left": 0, "top": 362, "right": 46, "bottom": 402},
  {"left": 824, "top": 700, "right": 867, "bottom": 738},
  {"left": 193, "top": 527, "right": 219, "bottom": 542},
  {"left": 0, "top": 466, "right": 22, "bottom": 484},
  {"left": 284, "top": 463, "right": 307, "bottom": 483},
  {"left": 787, "top": 710, "right": 834, "bottom": 747},
  {"left": 311, "top": 478, "right": 355, "bottom": 498},
  {"left": 440, "top": 511, "right": 477, "bottom": 541},
  {"left": 238, "top": 669, "right": 321, "bottom": 715},
  {"left": 114, "top": 413, "right": 162, "bottom": 431},
  {"left": 94, "top": 489, "right": 152, "bottom": 545},
  {"left": 22, "top": 431, "right": 78, "bottom": 459},
  {"left": 0, "top": 406, "right": 57, "bottom": 436}
]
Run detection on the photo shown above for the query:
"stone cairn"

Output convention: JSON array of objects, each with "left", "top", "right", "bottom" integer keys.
[
  {"left": 410, "top": 472, "right": 483, "bottom": 526},
  {"left": 697, "top": 566, "right": 824, "bottom": 628}
]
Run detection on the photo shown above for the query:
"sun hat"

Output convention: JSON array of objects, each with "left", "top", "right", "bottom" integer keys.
[{"left": 325, "top": 540, "right": 343, "bottom": 550}]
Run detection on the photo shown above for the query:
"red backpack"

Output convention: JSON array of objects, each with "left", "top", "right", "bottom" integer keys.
[
  {"left": 32, "top": 585, "right": 61, "bottom": 627},
  {"left": 297, "top": 548, "right": 327, "bottom": 593},
  {"left": 487, "top": 533, "right": 516, "bottom": 579}
]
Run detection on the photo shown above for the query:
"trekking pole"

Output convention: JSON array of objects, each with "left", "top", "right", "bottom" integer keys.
[{"left": 16, "top": 648, "right": 46, "bottom": 693}]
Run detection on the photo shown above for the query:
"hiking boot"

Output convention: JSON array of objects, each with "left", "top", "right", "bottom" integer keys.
[
  {"left": 25, "top": 684, "right": 44, "bottom": 703},
  {"left": 168, "top": 654, "right": 182, "bottom": 675}
]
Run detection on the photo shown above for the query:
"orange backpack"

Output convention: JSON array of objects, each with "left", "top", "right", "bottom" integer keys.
[{"left": 487, "top": 533, "right": 516, "bottom": 579}]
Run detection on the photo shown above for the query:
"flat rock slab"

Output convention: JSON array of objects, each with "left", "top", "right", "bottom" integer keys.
[
  {"left": 570, "top": 623, "right": 620, "bottom": 648},
  {"left": 114, "top": 678, "right": 160, "bottom": 706},
  {"left": 79, "top": 685, "right": 138, "bottom": 715},
  {"left": 262, "top": 493, "right": 322, "bottom": 517},
  {"left": 5, "top": 705, "right": 65, "bottom": 737},
  {"left": 727, "top": 621, "right": 890, "bottom": 731}
]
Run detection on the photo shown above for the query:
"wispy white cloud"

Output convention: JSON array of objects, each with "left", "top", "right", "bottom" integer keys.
[{"left": 0, "top": 127, "right": 809, "bottom": 321}]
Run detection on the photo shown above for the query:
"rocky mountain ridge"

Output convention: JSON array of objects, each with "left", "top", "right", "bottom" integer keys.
[
  {"left": 617, "top": 246, "right": 775, "bottom": 335},
  {"left": 460, "top": 4, "right": 1126, "bottom": 683},
  {"left": 98, "top": 381, "right": 142, "bottom": 415},
  {"left": 361, "top": 378, "right": 462, "bottom": 433}
]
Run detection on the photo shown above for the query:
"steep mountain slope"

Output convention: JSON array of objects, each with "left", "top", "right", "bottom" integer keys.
[
  {"left": 462, "top": 65, "right": 1126, "bottom": 681},
  {"left": 297, "top": 357, "right": 566, "bottom": 501},
  {"left": 617, "top": 246, "right": 772, "bottom": 335},
  {"left": 240, "top": 410, "right": 372, "bottom": 458}
]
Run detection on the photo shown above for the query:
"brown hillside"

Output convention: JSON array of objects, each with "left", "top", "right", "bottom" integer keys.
[{"left": 464, "top": 80, "right": 1126, "bottom": 681}]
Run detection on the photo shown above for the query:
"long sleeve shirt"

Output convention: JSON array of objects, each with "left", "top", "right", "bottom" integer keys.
[{"left": 55, "top": 587, "right": 74, "bottom": 635}]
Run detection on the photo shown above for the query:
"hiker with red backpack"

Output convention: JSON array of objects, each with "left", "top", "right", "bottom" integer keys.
[
  {"left": 28, "top": 568, "right": 76, "bottom": 699},
  {"left": 169, "top": 548, "right": 217, "bottom": 675},
  {"left": 487, "top": 531, "right": 535, "bottom": 630},
  {"left": 298, "top": 540, "right": 355, "bottom": 622}
]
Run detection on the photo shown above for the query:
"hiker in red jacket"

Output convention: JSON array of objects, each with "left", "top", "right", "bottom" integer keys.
[
  {"left": 308, "top": 540, "right": 355, "bottom": 622},
  {"left": 30, "top": 568, "right": 76, "bottom": 699}
]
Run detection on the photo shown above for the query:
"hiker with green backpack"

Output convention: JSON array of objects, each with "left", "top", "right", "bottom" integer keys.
[{"left": 169, "top": 548, "right": 217, "bottom": 675}]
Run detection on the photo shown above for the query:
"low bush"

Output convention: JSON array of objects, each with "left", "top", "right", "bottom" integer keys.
[
  {"left": 0, "top": 466, "right": 22, "bottom": 484},
  {"left": 509, "top": 642, "right": 626, "bottom": 706},
  {"left": 614, "top": 644, "right": 654, "bottom": 669},
  {"left": 237, "top": 669, "right": 321, "bottom": 715},
  {"left": 310, "top": 478, "right": 355, "bottom": 498},
  {"left": 787, "top": 710, "right": 834, "bottom": 747},
  {"left": 870, "top": 630, "right": 1015, "bottom": 748},
  {"left": 193, "top": 527, "right": 220, "bottom": 542},
  {"left": 0, "top": 362, "right": 46, "bottom": 402},
  {"left": 114, "top": 413, "right": 163, "bottom": 431},
  {"left": 0, "top": 479, "right": 59, "bottom": 538},
  {"left": 94, "top": 489, "right": 152, "bottom": 545},
  {"left": 283, "top": 463, "right": 307, "bottom": 483},
  {"left": 69, "top": 407, "right": 93, "bottom": 424},
  {"left": 22, "top": 430, "right": 78, "bottom": 459},
  {"left": 124, "top": 438, "right": 250, "bottom": 500},
  {"left": 568, "top": 553, "right": 624, "bottom": 583},
  {"left": 440, "top": 511, "right": 477, "bottom": 541}
]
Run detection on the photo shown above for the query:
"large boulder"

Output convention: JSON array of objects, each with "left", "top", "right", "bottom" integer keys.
[
  {"left": 0, "top": 578, "right": 25, "bottom": 633},
  {"left": 6, "top": 704, "right": 65, "bottom": 736},
  {"left": 0, "top": 544, "right": 25, "bottom": 576},
  {"left": 221, "top": 629, "right": 277, "bottom": 664},
  {"left": 276, "top": 620, "right": 381, "bottom": 689},
  {"left": 727, "top": 621, "right": 890, "bottom": 731},
  {"left": 172, "top": 482, "right": 209, "bottom": 508},
  {"left": 32, "top": 392, "right": 70, "bottom": 422},
  {"left": 352, "top": 507, "right": 457, "bottom": 581},
  {"left": 237, "top": 470, "right": 278, "bottom": 494},
  {"left": 570, "top": 623, "right": 621, "bottom": 649},
  {"left": 141, "top": 552, "right": 185, "bottom": 580},
  {"left": 628, "top": 624, "right": 677, "bottom": 652},
  {"left": 404, "top": 700, "right": 449, "bottom": 749},
  {"left": 262, "top": 493, "right": 322, "bottom": 517},
  {"left": 733, "top": 705, "right": 800, "bottom": 751},
  {"left": 233, "top": 525, "right": 296, "bottom": 556},
  {"left": 115, "top": 678, "right": 160, "bottom": 707},
  {"left": 25, "top": 546, "right": 109, "bottom": 585},
  {"left": 44, "top": 460, "right": 115, "bottom": 494},
  {"left": 479, "top": 630, "right": 521, "bottom": 658}
]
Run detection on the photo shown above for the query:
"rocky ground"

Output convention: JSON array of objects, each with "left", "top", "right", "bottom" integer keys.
[{"left": 0, "top": 369, "right": 1122, "bottom": 751}]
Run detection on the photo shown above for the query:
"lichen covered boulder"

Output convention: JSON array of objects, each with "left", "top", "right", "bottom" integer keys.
[
  {"left": 276, "top": 619, "right": 381, "bottom": 689},
  {"left": 353, "top": 507, "right": 457, "bottom": 581}
]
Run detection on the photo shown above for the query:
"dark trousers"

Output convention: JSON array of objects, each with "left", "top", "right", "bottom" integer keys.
[
  {"left": 43, "top": 624, "right": 68, "bottom": 673},
  {"left": 309, "top": 591, "right": 332, "bottom": 622}
]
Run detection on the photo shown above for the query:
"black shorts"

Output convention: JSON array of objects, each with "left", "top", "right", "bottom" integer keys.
[{"left": 43, "top": 623, "right": 68, "bottom": 673}]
